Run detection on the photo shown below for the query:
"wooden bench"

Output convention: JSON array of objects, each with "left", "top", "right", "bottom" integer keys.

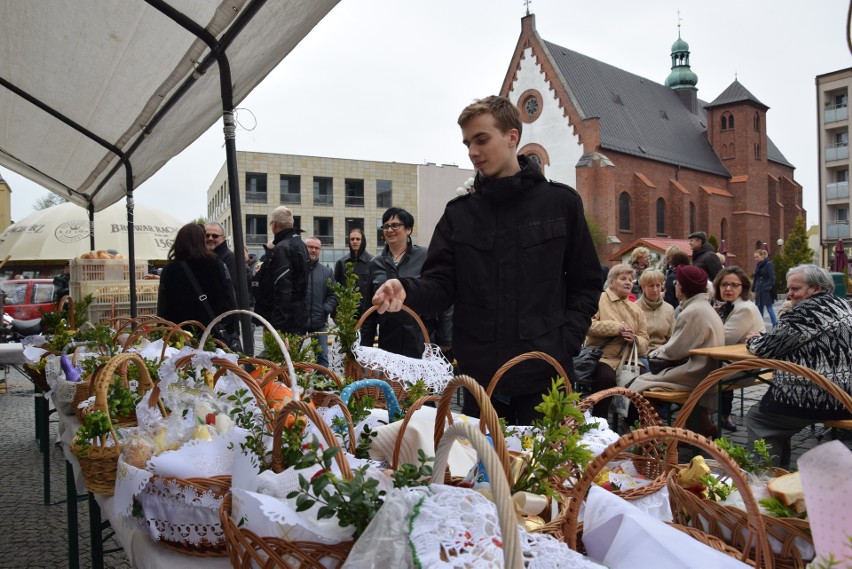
[
  {"left": 824, "top": 419, "right": 852, "bottom": 440},
  {"left": 642, "top": 373, "right": 771, "bottom": 425}
]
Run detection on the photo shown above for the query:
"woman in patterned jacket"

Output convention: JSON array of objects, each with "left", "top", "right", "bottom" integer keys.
[{"left": 745, "top": 264, "right": 852, "bottom": 468}]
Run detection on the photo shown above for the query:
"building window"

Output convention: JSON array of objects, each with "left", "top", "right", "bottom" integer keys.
[
  {"left": 729, "top": 143, "right": 735, "bottom": 157},
  {"left": 720, "top": 218, "right": 728, "bottom": 243},
  {"left": 835, "top": 92, "right": 848, "bottom": 108},
  {"left": 518, "top": 89, "right": 544, "bottom": 123},
  {"left": 836, "top": 131, "right": 849, "bottom": 146},
  {"left": 245, "top": 215, "right": 268, "bottom": 246},
  {"left": 753, "top": 112, "right": 760, "bottom": 132},
  {"left": 656, "top": 198, "right": 665, "bottom": 235},
  {"left": 293, "top": 215, "right": 301, "bottom": 232},
  {"left": 313, "top": 177, "right": 333, "bottom": 206},
  {"left": 689, "top": 202, "right": 696, "bottom": 234},
  {"left": 721, "top": 144, "right": 728, "bottom": 158},
  {"left": 345, "top": 178, "right": 365, "bottom": 207},
  {"left": 376, "top": 219, "right": 387, "bottom": 248},
  {"left": 728, "top": 114, "right": 734, "bottom": 129},
  {"left": 721, "top": 116, "right": 727, "bottom": 130},
  {"left": 279, "top": 175, "right": 301, "bottom": 205},
  {"left": 376, "top": 179, "right": 392, "bottom": 208},
  {"left": 754, "top": 143, "right": 761, "bottom": 160},
  {"left": 618, "top": 192, "right": 631, "bottom": 231},
  {"left": 313, "top": 217, "right": 334, "bottom": 246},
  {"left": 246, "top": 172, "right": 267, "bottom": 204},
  {"left": 345, "top": 218, "right": 365, "bottom": 241}
]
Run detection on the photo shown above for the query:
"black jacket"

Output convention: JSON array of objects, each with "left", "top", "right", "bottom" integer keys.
[
  {"left": 306, "top": 260, "right": 337, "bottom": 332},
  {"left": 691, "top": 243, "right": 722, "bottom": 281},
  {"left": 361, "top": 243, "right": 451, "bottom": 358},
  {"left": 257, "top": 228, "right": 309, "bottom": 333},
  {"left": 334, "top": 244, "right": 374, "bottom": 318},
  {"left": 401, "top": 157, "right": 601, "bottom": 397},
  {"left": 157, "top": 258, "right": 236, "bottom": 333}
]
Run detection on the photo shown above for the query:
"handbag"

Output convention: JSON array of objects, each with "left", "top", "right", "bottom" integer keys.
[
  {"left": 613, "top": 343, "right": 642, "bottom": 417},
  {"left": 178, "top": 261, "right": 242, "bottom": 352},
  {"left": 647, "top": 357, "right": 687, "bottom": 375},
  {"left": 572, "top": 337, "right": 616, "bottom": 392}
]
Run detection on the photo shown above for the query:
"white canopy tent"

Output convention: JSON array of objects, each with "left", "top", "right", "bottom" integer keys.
[
  {"left": 0, "top": 202, "right": 183, "bottom": 262},
  {"left": 0, "top": 0, "right": 340, "bottom": 354}
]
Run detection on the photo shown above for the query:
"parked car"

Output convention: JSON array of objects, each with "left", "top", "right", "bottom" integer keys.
[{"left": 0, "top": 279, "right": 56, "bottom": 320}]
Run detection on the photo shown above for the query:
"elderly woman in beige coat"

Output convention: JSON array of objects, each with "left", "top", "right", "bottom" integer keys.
[
  {"left": 630, "top": 265, "right": 725, "bottom": 435},
  {"left": 637, "top": 269, "right": 675, "bottom": 351},
  {"left": 584, "top": 263, "right": 650, "bottom": 422}
]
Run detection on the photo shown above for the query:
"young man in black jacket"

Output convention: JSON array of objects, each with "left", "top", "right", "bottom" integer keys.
[{"left": 373, "top": 95, "right": 601, "bottom": 424}]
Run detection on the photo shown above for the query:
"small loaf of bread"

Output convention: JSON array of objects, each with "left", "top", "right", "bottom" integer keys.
[{"left": 767, "top": 471, "right": 805, "bottom": 514}]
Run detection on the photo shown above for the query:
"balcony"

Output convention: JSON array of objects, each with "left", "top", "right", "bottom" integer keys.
[
  {"left": 826, "top": 181, "right": 850, "bottom": 201},
  {"left": 826, "top": 143, "right": 849, "bottom": 162},
  {"left": 246, "top": 191, "right": 267, "bottom": 204},
  {"left": 825, "top": 104, "right": 848, "bottom": 124},
  {"left": 827, "top": 221, "right": 850, "bottom": 239},
  {"left": 246, "top": 233, "right": 268, "bottom": 245}
]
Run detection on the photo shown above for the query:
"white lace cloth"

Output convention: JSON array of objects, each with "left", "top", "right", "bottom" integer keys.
[
  {"left": 352, "top": 332, "right": 453, "bottom": 393},
  {"left": 344, "top": 486, "right": 605, "bottom": 569}
]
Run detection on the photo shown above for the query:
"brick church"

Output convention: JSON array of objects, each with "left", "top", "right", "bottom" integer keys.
[{"left": 500, "top": 14, "right": 804, "bottom": 267}]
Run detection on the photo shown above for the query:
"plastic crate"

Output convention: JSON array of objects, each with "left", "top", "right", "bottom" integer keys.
[
  {"left": 86, "top": 301, "right": 158, "bottom": 325},
  {"left": 70, "top": 258, "right": 148, "bottom": 282},
  {"left": 71, "top": 281, "right": 159, "bottom": 305}
]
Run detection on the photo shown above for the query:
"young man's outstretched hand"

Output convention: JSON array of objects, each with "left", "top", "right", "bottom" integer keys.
[{"left": 372, "top": 279, "right": 406, "bottom": 313}]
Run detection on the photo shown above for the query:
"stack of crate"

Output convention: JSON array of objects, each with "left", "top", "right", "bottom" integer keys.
[{"left": 70, "top": 258, "right": 158, "bottom": 324}]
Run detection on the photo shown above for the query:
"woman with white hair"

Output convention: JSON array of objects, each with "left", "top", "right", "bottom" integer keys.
[
  {"left": 583, "top": 263, "right": 650, "bottom": 422},
  {"left": 745, "top": 264, "right": 852, "bottom": 468}
]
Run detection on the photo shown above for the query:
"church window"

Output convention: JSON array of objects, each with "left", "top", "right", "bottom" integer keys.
[
  {"left": 754, "top": 143, "right": 761, "bottom": 160},
  {"left": 721, "top": 116, "right": 727, "bottom": 130},
  {"left": 689, "top": 202, "right": 696, "bottom": 234},
  {"left": 754, "top": 112, "right": 760, "bottom": 132},
  {"left": 518, "top": 89, "right": 543, "bottom": 123},
  {"left": 656, "top": 198, "right": 666, "bottom": 235},
  {"left": 619, "top": 193, "right": 631, "bottom": 231},
  {"left": 728, "top": 114, "right": 735, "bottom": 129}
]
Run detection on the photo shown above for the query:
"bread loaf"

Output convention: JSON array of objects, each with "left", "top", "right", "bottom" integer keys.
[{"left": 767, "top": 471, "right": 805, "bottom": 514}]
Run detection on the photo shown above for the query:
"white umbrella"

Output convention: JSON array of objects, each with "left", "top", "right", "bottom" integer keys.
[{"left": 0, "top": 202, "right": 184, "bottom": 261}]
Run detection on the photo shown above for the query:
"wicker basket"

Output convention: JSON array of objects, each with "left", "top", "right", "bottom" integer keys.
[
  {"left": 349, "top": 304, "right": 434, "bottom": 406},
  {"left": 23, "top": 363, "right": 51, "bottom": 392},
  {"left": 668, "top": 358, "right": 852, "bottom": 569},
  {"left": 577, "top": 386, "right": 667, "bottom": 500},
  {"left": 71, "top": 353, "right": 154, "bottom": 495},
  {"left": 562, "top": 426, "right": 773, "bottom": 568},
  {"left": 220, "top": 400, "right": 355, "bottom": 568},
  {"left": 485, "top": 350, "right": 569, "bottom": 396}
]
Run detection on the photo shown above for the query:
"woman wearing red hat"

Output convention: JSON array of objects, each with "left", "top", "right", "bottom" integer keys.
[{"left": 629, "top": 264, "right": 725, "bottom": 435}]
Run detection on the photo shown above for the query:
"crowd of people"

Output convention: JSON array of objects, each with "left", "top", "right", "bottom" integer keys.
[{"left": 148, "top": 94, "right": 849, "bottom": 462}]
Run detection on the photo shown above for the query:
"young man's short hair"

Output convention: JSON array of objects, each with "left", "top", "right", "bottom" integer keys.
[{"left": 458, "top": 95, "right": 522, "bottom": 139}]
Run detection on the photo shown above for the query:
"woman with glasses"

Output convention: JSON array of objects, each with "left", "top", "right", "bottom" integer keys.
[
  {"left": 361, "top": 207, "right": 451, "bottom": 359},
  {"left": 712, "top": 266, "right": 765, "bottom": 431}
]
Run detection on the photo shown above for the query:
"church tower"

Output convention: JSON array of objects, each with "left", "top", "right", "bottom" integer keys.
[{"left": 665, "top": 28, "right": 699, "bottom": 114}]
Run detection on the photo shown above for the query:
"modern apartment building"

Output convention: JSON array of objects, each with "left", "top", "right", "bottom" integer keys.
[
  {"left": 817, "top": 68, "right": 851, "bottom": 265},
  {"left": 206, "top": 152, "right": 473, "bottom": 265}
]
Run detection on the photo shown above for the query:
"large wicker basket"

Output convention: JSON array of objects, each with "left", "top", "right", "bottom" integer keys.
[
  {"left": 71, "top": 352, "right": 154, "bottom": 495},
  {"left": 220, "top": 400, "right": 355, "bottom": 568},
  {"left": 669, "top": 358, "right": 852, "bottom": 569},
  {"left": 562, "top": 425, "right": 773, "bottom": 568}
]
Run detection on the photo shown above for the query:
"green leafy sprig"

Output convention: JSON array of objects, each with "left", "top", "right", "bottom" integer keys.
[
  {"left": 328, "top": 264, "right": 361, "bottom": 360},
  {"left": 713, "top": 437, "right": 774, "bottom": 476},
  {"left": 73, "top": 410, "right": 113, "bottom": 453}
]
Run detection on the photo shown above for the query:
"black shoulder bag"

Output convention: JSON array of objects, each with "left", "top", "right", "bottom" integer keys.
[{"left": 179, "top": 261, "right": 242, "bottom": 352}]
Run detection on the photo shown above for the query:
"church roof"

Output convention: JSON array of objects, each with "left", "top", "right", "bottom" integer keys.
[
  {"left": 540, "top": 40, "right": 793, "bottom": 173},
  {"left": 705, "top": 79, "right": 768, "bottom": 110}
]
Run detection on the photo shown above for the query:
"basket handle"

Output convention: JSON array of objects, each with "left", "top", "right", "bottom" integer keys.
[
  {"left": 486, "top": 351, "right": 570, "bottom": 397},
  {"left": 669, "top": 357, "right": 852, "bottom": 466},
  {"left": 391, "top": 395, "right": 447, "bottom": 469},
  {"left": 432, "top": 422, "right": 523, "bottom": 569},
  {"left": 339, "top": 379, "right": 401, "bottom": 421},
  {"left": 201, "top": 309, "right": 299, "bottom": 400},
  {"left": 55, "top": 294, "right": 75, "bottom": 330},
  {"left": 435, "top": 375, "right": 512, "bottom": 485},
  {"left": 561, "top": 425, "right": 773, "bottom": 569},
  {"left": 92, "top": 352, "right": 157, "bottom": 445},
  {"left": 578, "top": 386, "right": 662, "bottom": 426},
  {"left": 355, "top": 304, "right": 431, "bottom": 344},
  {"left": 271, "top": 399, "right": 353, "bottom": 480}
]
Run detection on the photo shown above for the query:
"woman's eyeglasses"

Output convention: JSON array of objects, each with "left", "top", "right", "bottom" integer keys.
[
  {"left": 381, "top": 222, "right": 404, "bottom": 232},
  {"left": 719, "top": 282, "right": 742, "bottom": 289}
]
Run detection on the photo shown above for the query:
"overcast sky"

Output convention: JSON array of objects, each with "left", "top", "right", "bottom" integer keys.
[{"left": 2, "top": 0, "right": 850, "bottom": 231}]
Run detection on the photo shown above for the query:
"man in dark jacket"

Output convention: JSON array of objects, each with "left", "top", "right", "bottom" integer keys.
[
  {"left": 688, "top": 231, "right": 722, "bottom": 281},
  {"left": 333, "top": 228, "right": 373, "bottom": 318},
  {"left": 253, "top": 206, "right": 309, "bottom": 333},
  {"left": 372, "top": 95, "right": 601, "bottom": 424},
  {"left": 305, "top": 237, "right": 337, "bottom": 367},
  {"left": 205, "top": 222, "right": 239, "bottom": 297}
]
